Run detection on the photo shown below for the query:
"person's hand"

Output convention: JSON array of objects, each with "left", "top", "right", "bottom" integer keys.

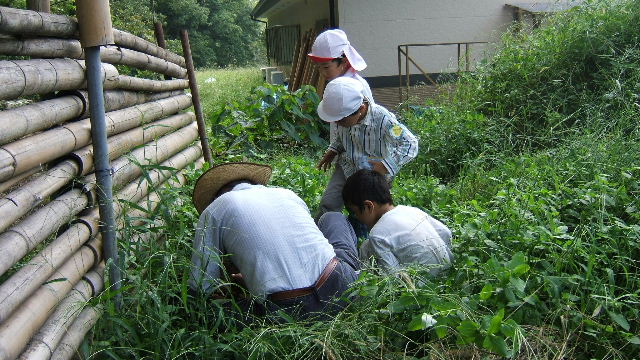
[
  {"left": 370, "top": 161, "right": 389, "bottom": 175},
  {"left": 230, "top": 273, "right": 247, "bottom": 288},
  {"left": 317, "top": 150, "right": 337, "bottom": 172}
]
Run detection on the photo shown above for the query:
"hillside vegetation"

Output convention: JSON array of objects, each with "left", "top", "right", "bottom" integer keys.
[{"left": 89, "top": 0, "right": 639, "bottom": 358}]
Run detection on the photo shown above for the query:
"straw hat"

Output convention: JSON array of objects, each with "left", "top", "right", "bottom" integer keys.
[
  {"left": 192, "top": 162, "right": 272, "bottom": 214},
  {"left": 307, "top": 29, "right": 367, "bottom": 71},
  {"left": 317, "top": 77, "right": 365, "bottom": 122}
]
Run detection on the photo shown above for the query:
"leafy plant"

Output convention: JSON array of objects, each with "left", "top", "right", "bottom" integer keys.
[{"left": 210, "top": 84, "right": 326, "bottom": 157}]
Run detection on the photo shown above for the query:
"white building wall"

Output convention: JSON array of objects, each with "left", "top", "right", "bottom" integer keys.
[{"left": 337, "top": 0, "right": 536, "bottom": 78}]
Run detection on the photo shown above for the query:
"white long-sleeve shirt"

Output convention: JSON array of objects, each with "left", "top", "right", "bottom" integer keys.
[{"left": 189, "top": 183, "right": 336, "bottom": 297}]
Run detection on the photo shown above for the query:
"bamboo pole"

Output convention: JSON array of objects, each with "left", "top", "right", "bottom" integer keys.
[
  {"left": 101, "top": 46, "right": 187, "bottom": 79},
  {"left": 0, "top": 160, "right": 80, "bottom": 233},
  {"left": 0, "top": 188, "right": 89, "bottom": 277},
  {"left": 180, "top": 30, "right": 213, "bottom": 165},
  {"left": 0, "top": 94, "right": 192, "bottom": 182},
  {"left": 49, "top": 305, "right": 103, "bottom": 360},
  {"left": 110, "top": 125, "right": 199, "bottom": 191},
  {"left": 0, "top": 243, "right": 100, "bottom": 360},
  {"left": 0, "top": 59, "right": 118, "bottom": 101},
  {"left": 0, "top": 38, "right": 187, "bottom": 78},
  {"left": 0, "top": 6, "right": 77, "bottom": 37},
  {"left": 72, "top": 112, "right": 195, "bottom": 175},
  {"left": 82, "top": 123, "right": 199, "bottom": 195},
  {"left": 115, "top": 76, "right": 189, "bottom": 92},
  {"left": 0, "top": 150, "right": 197, "bottom": 322},
  {"left": 0, "top": 218, "right": 95, "bottom": 323},
  {"left": 113, "top": 29, "right": 186, "bottom": 68},
  {"left": 0, "top": 94, "right": 85, "bottom": 145},
  {"left": 0, "top": 90, "right": 182, "bottom": 146},
  {"left": 0, "top": 8, "right": 185, "bottom": 67},
  {"left": 113, "top": 144, "right": 202, "bottom": 209},
  {"left": 0, "top": 111, "right": 194, "bottom": 231},
  {"left": 0, "top": 37, "right": 83, "bottom": 58},
  {"left": 17, "top": 267, "right": 103, "bottom": 360},
  {"left": 0, "top": 166, "right": 42, "bottom": 194}
]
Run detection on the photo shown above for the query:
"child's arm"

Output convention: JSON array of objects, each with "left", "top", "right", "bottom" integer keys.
[{"left": 380, "top": 117, "right": 419, "bottom": 176}]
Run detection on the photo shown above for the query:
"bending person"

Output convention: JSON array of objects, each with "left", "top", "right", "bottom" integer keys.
[
  {"left": 343, "top": 169, "right": 453, "bottom": 275},
  {"left": 189, "top": 162, "right": 360, "bottom": 318}
]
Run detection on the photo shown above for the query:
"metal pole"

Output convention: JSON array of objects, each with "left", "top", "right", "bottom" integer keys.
[
  {"left": 397, "top": 45, "right": 402, "bottom": 104},
  {"left": 405, "top": 45, "right": 410, "bottom": 102},
  {"left": 85, "top": 46, "right": 122, "bottom": 309},
  {"left": 76, "top": 0, "right": 120, "bottom": 309},
  {"left": 465, "top": 43, "right": 470, "bottom": 71},
  {"left": 180, "top": 29, "right": 213, "bottom": 166}
]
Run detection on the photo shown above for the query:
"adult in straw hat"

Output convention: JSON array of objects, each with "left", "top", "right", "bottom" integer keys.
[
  {"left": 189, "top": 162, "right": 360, "bottom": 317},
  {"left": 314, "top": 77, "right": 419, "bottom": 228}
]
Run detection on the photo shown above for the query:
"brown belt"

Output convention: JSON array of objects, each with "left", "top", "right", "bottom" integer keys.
[{"left": 268, "top": 257, "right": 339, "bottom": 302}]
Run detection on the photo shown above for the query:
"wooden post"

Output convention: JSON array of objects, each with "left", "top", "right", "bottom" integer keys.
[
  {"left": 154, "top": 22, "right": 172, "bottom": 80},
  {"left": 26, "top": 0, "right": 50, "bottom": 13},
  {"left": 180, "top": 29, "right": 213, "bottom": 166}
]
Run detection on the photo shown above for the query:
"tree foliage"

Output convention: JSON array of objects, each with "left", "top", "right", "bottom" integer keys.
[{"left": 0, "top": 0, "right": 265, "bottom": 68}]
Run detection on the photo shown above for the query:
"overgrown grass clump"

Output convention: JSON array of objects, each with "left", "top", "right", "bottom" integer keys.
[{"left": 89, "top": 1, "right": 639, "bottom": 358}]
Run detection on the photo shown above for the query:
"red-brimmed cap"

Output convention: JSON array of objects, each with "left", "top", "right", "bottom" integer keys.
[{"left": 307, "top": 29, "right": 367, "bottom": 71}]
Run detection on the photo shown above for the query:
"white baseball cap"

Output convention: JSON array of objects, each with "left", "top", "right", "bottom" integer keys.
[
  {"left": 308, "top": 29, "right": 367, "bottom": 71},
  {"left": 317, "top": 77, "right": 365, "bottom": 122}
]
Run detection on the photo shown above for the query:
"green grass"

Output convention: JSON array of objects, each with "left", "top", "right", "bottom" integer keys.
[
  {"left": 87, "top": 1, "right": 640, "bottom": 358},
  {"left": 195, "top": 67, "right": 264, "bottom": 120}
]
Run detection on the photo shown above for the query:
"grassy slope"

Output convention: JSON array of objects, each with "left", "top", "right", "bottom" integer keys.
[{"left": 88, "top": 1, "right": 639, "bottom": 358}]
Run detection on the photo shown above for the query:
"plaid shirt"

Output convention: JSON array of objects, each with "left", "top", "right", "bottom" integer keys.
[{"left": 328, "top": 103, "right": 418, "bottom": 178}]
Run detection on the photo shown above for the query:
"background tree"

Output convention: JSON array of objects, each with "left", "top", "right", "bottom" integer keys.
[{"left": 0, "top": 0, "right": 266, "bottom": 68}]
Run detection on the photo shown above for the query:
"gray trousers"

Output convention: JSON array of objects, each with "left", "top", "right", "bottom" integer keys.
[
  {"left": 266, "top": 212, "right": 359, "bottom": 318},
  {"left": 314, "top": 164, "right": 347, "bottom": 223}
]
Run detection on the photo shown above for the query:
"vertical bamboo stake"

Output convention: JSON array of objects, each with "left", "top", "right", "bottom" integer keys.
[
  {"left": 27, "top": 0, "right": 50, "bottom": 13},
  {"left": 76, "top": 0, "right": 122, "bottom": 309},
  {"left": 180, "top": 29, "right": 213, "bottom": 166},
  {"left": 154, "top": 22, "right": 172, "bottom": 80}
]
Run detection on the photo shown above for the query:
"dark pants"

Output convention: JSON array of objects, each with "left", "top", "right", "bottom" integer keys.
[{"left": 266, "top": 212, "right": 360, "bottom": 319}]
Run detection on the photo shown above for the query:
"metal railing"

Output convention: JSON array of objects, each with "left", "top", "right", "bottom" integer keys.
[{"left": 397, "top": 41, "right": 487, "bottom": 102}]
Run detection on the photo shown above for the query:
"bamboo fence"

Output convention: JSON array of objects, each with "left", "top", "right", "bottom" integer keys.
[{"left": 0, "top": 5, "right": 206, "bottom": 359}]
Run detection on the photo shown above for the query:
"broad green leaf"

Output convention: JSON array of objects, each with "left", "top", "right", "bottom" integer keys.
[
  {"left": 479, "top": 284, "right": 493, "bottom": 300},
  {"left": 456, "top": 320, "right": 479, "bottom": 341},
  {"left": 488, "top": 308, "right": 505, "bottom": 335},
  {"left": 509, "top": 277, "right": 527, "bottom": 293},
  {"left": 484, "top": 334, "right": 510, "bottom": 357},
  {"left": 628, "top": 336, "right": 640, "bottom": 345},
  {"left": 388, "top": 295, "right": 417, "bottom": 313},
  {"left": 279, "top": 120, "right": 302, "bottom": 141}
]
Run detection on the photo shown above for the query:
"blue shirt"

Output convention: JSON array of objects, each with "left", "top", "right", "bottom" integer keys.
[
  {"left": 329, "top": 102, "right": 419, "bottom": 178},
  {"left": 189, "top": 183, "right": 336, "bottom": 297}
]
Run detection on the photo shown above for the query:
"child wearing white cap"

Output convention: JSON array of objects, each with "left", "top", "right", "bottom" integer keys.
[
  {"left": 315, "top": 77, "right": 419, "bottom": 223},
  {"left": 308, "top": 29, "right": 376, "bottom": 156},
  {"left": 308, "top": 29, "right": 373, "bottom": 102}
]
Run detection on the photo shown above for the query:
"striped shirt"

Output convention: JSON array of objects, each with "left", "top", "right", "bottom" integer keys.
[
  {"left": 189, "top": 183, "right": 336, "bottom": 297},
  {"left": 328, "top": 102, "right": 418, "bottom": 178}
]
